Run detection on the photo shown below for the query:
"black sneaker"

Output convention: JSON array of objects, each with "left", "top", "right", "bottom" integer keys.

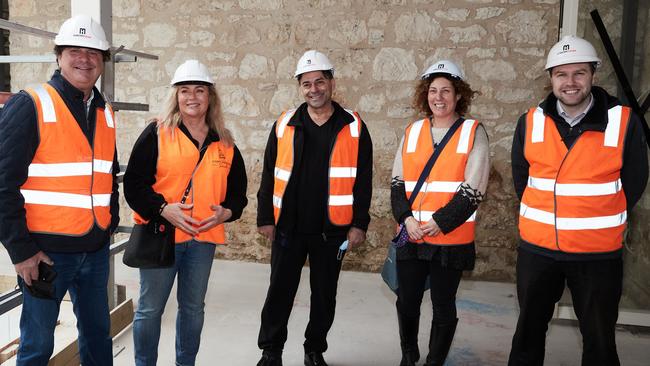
[{"left": 304, "top": 352, "right": 328, "bottom": 366}]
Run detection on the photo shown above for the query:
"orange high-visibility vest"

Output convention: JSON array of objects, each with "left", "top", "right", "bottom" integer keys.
[
  {"left": 134, "top": 126, "right": 234, "bottom": 245},
  {"left": 21, "top": 84, "right": 115, "bottom": 235},
  {"left": 402, "top": 118, "right": 479, "bottom": 245},
  {"left": 519, "top": 105, "right": 630, "bottom": 253},
  {"left": 272, "top": 109, "right": 362, "bottom": 226}
]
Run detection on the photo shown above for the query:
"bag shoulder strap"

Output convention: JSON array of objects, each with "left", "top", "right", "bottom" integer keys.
[{"left": 408, "top": 117, "right": 465, "bottom": 205}]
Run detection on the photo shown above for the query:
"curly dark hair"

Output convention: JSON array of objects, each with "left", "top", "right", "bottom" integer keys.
[{"left": 412, "top": 74, "right": 479, "bottom": 117}]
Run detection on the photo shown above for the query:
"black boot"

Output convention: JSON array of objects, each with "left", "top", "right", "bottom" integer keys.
[
  {"left": 397, "top": 309, "right": 420, "bottom": 366},
  {"left": 423, "top": 318, "right": 458, "bottom": 366}
]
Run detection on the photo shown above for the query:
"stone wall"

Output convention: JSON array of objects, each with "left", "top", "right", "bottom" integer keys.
[{"left": 7, "top": 0, "right": 642, "bottom": 288}]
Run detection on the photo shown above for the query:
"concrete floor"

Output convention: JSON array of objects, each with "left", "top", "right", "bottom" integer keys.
[{"left": 107, "top": 252, "right": 649, "bottom": 366}]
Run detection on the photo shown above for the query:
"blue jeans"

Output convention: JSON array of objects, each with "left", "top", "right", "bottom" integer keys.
[
  {"left": 133, "top": 240, "right": 216, "bottom": 366},
  {"left": 17, "top": 244, "right": 112, "bottom": 366}
]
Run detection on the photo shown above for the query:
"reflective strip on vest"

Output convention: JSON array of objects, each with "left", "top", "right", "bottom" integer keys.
[
  {"left": 520, "top": 202, "right": 627, "bottom": 230},
  {"left": 277, "top": 109, "right": 296, "bottom": 138},
  {"left": 104, "top": 103, "right": 115, "bottom": 128},
  {"left": 531, "top": 107, "right": 545, "bottom": 143},
  {"left": 273, "top": 195, "right": 283, "bottom": 209},
  {"left": 404, "top": 180, "right": 462, "bottom": 193},
  {"left": 329, "top": 167, "right": 357, "bottom": 178},
  {"left": 344, "top": 109, "right": 360, "bottom": 138},
  {"left": 274, "top": 167, "right": 291, "bottom": 182},
  {"left": 21, "top": 189, "right": 111, "bottom": 209},
  {"left": 27, "top": 159, "right": 113, "bottom": 177},
  {"left": 527, "top": 176, "right": 622, "bottom": 196},
  {"left": 406, "top": 119, "right": 425, "bottom": 153},
  {"left": 412, "top": 210, "right": 476, "bottom": 222},
  {"left": 456, "top": 119, "right": 476, "bottom": 153},
  {"left": 604, "top": 106, "right": 622, "bottom": 147},
  {"left": 33, "top": 85, "right": 57, "bottom": 123},
  {"left": 329, "top": 195, "right": 354, "bottom": 206}
]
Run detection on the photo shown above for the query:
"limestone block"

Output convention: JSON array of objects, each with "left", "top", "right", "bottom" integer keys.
[
  {"left": 190, "top": 30, "right": 216, "bottom": 47},
  {"left": 372, "top": 48, "right": 418, "bottom": 81},
  {"left": 369, "top": 0, "right": 406, "bottom": 5},
  {"left": 330, "top": 49, "right": 371, "bottom": 80},
  {"left": 143, "top": 23, "right": 177, "bottom": 47},
  {"left": 358, "top": 93, "right": 386, "bottom": 113},
  {"left": 148, "top": 85, "right": 171, "bottom": 115},
  {"left": 475, "top": 7, "right": 505, "bottom": 20},
  {"left": 269, "top": 84, "right": 300, "bottom": 115},
  {"left": 276, "top": 56, "right": 297, "bottom": 79},
  {"left": 523, "top": 59, "right": 546, "bottom": 80},
  {"left": 466, "top": 48, "right": 497, "bottom": 58},
  {"left": 238, "top": 0, "right": 283, "bottom": 10},
  {"left": 434, "top": 8, "right": 470, "bottom": 22},
  {"left": 113, "top": 33, "right": 139, "bottom": 49},
  {"left": 496, "top": 10, "right": 548, "bottom": 45},
  {"left": 300, "top": 0, "right": 352, "bottom": 9},
  {"left": 266, "top": 23, "right": 292, "bottom": 45},
  {"left": 471, "top": 104, "right": 503, "bottom": 120},
  {"left": 196, "top": 0, "right": 236, "bottom": 11},
  {"left": 472, "top": 60, "right": 516, "bottom": 81},
  {"left": 385, "top": 85, "right": 413, "bottom": 102},
  {"left": 387, "top": 103, "right": 414, "bottom": 118},
  {"left": 114, "top": 0, "right": 140, "bottom": 17},
  {"left": 368, "top": 29, "right": 385, "bottom": 45},
  {"left": 369, "top": 10, "right": 389, "bottom": 27},
  {"left": 219, "top": 24, "right": 261, "bottom": 47},
  {"left": 207, "top": 52, "right": 237, "bottom": 62},
  {"left": 9, "top": 1, "right": 36, "bottom": 17},
  {"left": 513, "top": 47, "right": 545, "bottom": 57},
  {"left": 448, "top": 24, "right": 487, "bottom": 43},
  {"left": 220, "top": 85, "right": 260, "bottom": 117},
  {"left": 213, "top": 66, "right": 238, "bottom": 80},
  {"left": 295, "top": 19, "right": 324, "bottom": 45},
  {"left": 495, "top": 88, "right": 535, "bottom": 103},
  {"left": 239, "top": 54, "right": 274, "bottom": 80},
  {"left": 395, "top": 12, "right": 441, "bottom": 43},
  {"left": 329, "top": 19, "right": 368, "bottom": 46}
]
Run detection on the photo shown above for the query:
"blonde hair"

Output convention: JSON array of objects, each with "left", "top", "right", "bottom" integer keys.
[{"left": 158, "top": 84, "right": 234, "bottom": 147}]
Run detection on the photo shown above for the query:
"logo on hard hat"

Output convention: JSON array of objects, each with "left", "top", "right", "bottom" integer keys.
[
  {"left": 79, "top": 28, "right": 86, "bottom": 35},
  {"left": 307, "top": 59, "right": 312, "bottom": 65},
  {"left": 563, "top": 44, "right": 570, "bottom": 51},
  {"left": 438, "top": 64, "right": 445, "bottom": 69}
]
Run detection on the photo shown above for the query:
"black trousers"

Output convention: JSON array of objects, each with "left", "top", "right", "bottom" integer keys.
[
  {"left": 508, "top": 248, "right": 623, "bottom": 366},
  {"left": 396, "top": 257, "right": 463, "bottom": 324},
  {"left": 258, "top": 232, "right": 345, "bottom": 354}
]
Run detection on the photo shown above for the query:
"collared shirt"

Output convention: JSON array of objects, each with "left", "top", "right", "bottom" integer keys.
[
  {"left": 85, "top": 90, "right": 95, "bottom": 118},
  {"left": 557, "top": 93, "right": 594, "bottom": 127}
]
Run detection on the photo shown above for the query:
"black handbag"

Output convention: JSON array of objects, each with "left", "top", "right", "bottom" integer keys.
[{"left": 122, "top": 217, "right": 175, "bottom": 269}]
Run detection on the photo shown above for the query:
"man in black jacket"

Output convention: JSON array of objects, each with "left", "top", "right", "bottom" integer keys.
[
  {"left": 0, "top": 15, "right": 118, "bottom": 366},
  {"left": 256, "top": 50, "right": 373, "bottom": 366},
  {"left": 509, "top": 36, "right": 648, "bottom": 366}
]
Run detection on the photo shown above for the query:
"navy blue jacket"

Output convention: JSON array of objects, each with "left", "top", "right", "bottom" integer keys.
[{"left": 0, "top": 70, "right": 120, "bottom": 264}]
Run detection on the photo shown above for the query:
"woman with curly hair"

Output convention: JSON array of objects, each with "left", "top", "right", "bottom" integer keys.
[{"left": 390, "top": 60, "right": 489, "bottom": 366}]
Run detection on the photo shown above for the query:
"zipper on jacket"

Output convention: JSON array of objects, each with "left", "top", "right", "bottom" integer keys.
[{"left": 553, "top": 130, "right": 582, "bottom": 252}]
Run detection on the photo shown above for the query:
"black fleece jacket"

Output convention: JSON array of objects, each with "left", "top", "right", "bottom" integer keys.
[
  {"left": 0, "top": 70, "right": 120, "bottom": 264},
  {"left": 511, "top": 86, "right": 649, "bottom": 260},
  {"left": 256, "top": 101, "right": 373, "bottom": 237}
]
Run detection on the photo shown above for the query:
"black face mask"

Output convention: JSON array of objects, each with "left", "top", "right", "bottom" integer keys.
[{"left": 22, "top": 262, "right": 57, "bottom": 300}]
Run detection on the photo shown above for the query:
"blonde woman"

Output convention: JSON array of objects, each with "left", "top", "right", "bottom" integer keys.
[{"left": 124, "top": 60, "right": 247, "bottom": 366}]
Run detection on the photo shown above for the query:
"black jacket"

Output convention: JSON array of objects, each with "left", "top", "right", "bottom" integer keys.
[
  {"left": 511, "top": 86, "right": 649, "bottom": 260},
  {"left": 123, "top": 121, "right": 248, "bottom": 222},
  {"left": 257, "top": 102, "right": 373, "bottom": 237},
  {"left": 0, "top": 70, "right": 120, "bottom": 264}
]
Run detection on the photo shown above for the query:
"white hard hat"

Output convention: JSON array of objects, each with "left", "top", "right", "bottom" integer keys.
[
  {"left": 170, "top": 59, "right": 214, "bottom": 86},
  {"left": 545, "top": 35, "right": 601, "bottom": 71},
  {"left": 54, "top": 15, "right": 110, "bottom": 51},
  {"left": 421, "top": 60, "right": 464, "bottom": 80},
  {"left": 294, "top": 50, "right": 334, "bottom": 78}
]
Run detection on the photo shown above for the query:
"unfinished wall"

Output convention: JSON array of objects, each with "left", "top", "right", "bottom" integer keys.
[{"left": 9, "top": 0, "right": 641, "bottom": 286}]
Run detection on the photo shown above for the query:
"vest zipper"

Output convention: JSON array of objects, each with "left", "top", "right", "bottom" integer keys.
[{"left": 553, "top": 131, "right": 582, "bottom": 252}]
